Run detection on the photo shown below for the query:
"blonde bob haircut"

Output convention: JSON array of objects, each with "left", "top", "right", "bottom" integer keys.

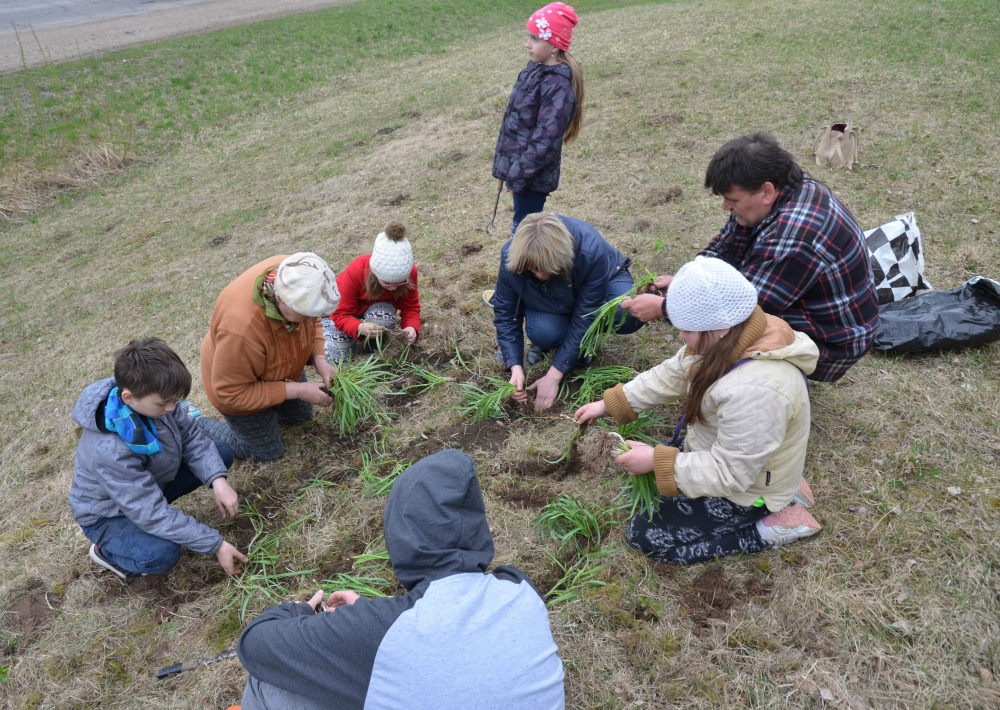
[{"left": 506, "top": 213, "right": 576, "bottom": 279}]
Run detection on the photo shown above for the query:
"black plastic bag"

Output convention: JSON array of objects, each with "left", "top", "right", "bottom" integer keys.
[{"left": 873, "top": 276, "right": 1000, "bottom": 353}]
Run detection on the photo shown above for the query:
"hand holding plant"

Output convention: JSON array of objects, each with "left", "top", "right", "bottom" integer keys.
[
  {"left": 306, "top": 589, "right": 361, "bottom": 612},
  {"left": 358, "top": 322, "right": 386, "bottom": 338},
  {"left": 293, "top": 381, "right": 334, "bottom": 406},
  {"left": 313, "top": 354, "right": 337, "bottom": 388},
  {"left": 526, "top": 367, "right": 563, "bottom": 411},
  {"left": 574, "top": 400, "right": 608, "bottom": 426},
  {"left": 216, "top": 541, "right": 248, "bottom": 575},
  {"left": 401, "top": 326, "right": 418, "bottom": 344},
  {"left": 509, "top": 365, "right": 527, "bottom": 403},
  {"left": 615, "top": 441, "right": 655, "bottom": 476}
]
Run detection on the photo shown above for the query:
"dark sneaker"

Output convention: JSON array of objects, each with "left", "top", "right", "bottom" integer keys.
[
  {"left": 89, "top": 544, "right": 129, "bottom": 580},
  {"left": 526, "top": 344, "right": 549, "bottom": 366},
  {"left": 495, "top": 350, "right": 504, "bottom": 367}
]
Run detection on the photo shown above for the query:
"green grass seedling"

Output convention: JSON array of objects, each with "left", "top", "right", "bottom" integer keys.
[
  {"left": 578, "top": 270, "right": 656, "bottom": 358},
  {"left": 534, "top": 495, "right": 610, "bottom": 551},
  {"left": 403, "top": 362, "right": 454, "bottom": 394},
  {"left": 223, "top": 510, "right": 317, "bottom": 622},
  {"left": 544, "top": 550, "right": 612, "bottom": 607},
  {"left": 563, "top": 365, "right": 637, "bottom": 408},
  {"left": 327, "top": 356, "right": 396, "bottom": 436},
  {"left": 461, "top": 375, "right": 516, "bottom": 422}
]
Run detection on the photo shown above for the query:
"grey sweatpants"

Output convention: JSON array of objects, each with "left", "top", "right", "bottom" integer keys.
[
  {"left": 241, "top": 674, "right": 326, "bottom": 710},
  {"left": 196, "top": 374, "right": 312, "bottom": 461}
]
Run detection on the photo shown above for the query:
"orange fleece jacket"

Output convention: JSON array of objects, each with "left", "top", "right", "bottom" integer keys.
[{"left": 201, "top": 256, "right": 326, "bottom": 416}]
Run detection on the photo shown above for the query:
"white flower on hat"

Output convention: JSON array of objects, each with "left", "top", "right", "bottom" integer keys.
[
  {"left": 666, "top": 256, "right": 758, "bottom": 332},
  {"left": 535, "top": 17, "right": 550, "bottom": 29},
  {"left": 538, "top": 28, "right": 552, "bottom": 40},
  {"left": 369, "top": 222, "right": 413, "bottom": 285},
  {"left": 274, "top": 252, "right": 341, "bottom": 318}
]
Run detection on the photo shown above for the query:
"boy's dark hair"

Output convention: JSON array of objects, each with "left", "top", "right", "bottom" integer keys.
[
  {"left": 113, "top": 338, "right": 192, "bottom": 400},
  {"left": 704, "top": 133, "right": 804, "bottom": 195}
]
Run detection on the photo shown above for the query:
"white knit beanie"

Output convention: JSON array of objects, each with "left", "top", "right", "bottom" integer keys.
[
  {"left": 274, "top": 252, "right": 341, "bottom": 317},
  {"left": 369, "top": 222, "right": 413, "bottom": 284},
  {"left": 666, "top": 256, "right": 758, "bottom": 331}
]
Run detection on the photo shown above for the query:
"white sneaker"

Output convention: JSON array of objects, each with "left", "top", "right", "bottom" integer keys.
[
  {"left": 756, "top": 505, "right": 822, "bottom": 547},
  {"left": 89, "top": 544, "right": 129, "bottom": 580}
]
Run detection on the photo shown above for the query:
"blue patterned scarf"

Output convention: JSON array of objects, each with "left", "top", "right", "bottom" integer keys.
[{"left": 104, "top": 387, "right": 162, "bottom": 455}]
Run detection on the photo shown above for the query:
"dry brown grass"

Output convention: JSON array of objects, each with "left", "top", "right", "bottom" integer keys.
[{"left": 1, "top": 0, "right": 999, "bottom": 708}]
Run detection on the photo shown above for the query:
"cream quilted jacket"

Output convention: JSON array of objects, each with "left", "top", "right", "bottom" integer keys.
[{"left": 603, "top": 307, "right": 819, "bottom": 511}]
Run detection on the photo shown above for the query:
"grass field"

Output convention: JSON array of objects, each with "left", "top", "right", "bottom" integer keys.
[{"left": 2, "top": 0, "right": 1000, "bottom": 707}]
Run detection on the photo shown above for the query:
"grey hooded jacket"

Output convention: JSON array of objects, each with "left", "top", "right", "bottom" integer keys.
[
  {"left": 237, "top": 449, "right": 565, "bottom": 710},
  {"left": 68, "top": 377, "right": 227, "bottom": 554}
]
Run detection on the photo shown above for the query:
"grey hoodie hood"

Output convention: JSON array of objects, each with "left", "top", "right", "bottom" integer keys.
[
  {"left": 72, "top": 377, "right": 116, "bottom": 432},
  {"left": 384, "top": 449, "right": 494, "bottom": 591}
]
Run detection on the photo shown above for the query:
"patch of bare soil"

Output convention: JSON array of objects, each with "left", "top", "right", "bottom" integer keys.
[
  {"left": 677, "top": 563, "right": 775, "bottom": 633},
  {"left": 644, "top": 185, "right": 684, "bottom": 205},
  {"left": 442, "top": 242, "right": 484, "bottom": 264},
  {"left": 6, "top": 581, "right": 61, "bottom": 645},
  {"left": 633, "top": 602, "right": 660, "bottom": 623},
  {"left": 501, "top": 484, "right": 554, "bottom": 509},
  {"left": 102, "top": 573, "right": 216, "bottom": 621},
  {"left": 405, "top": 420, "right": 511, "bottom": 460},
  {"left": 515, "top": 458, "right": 568, "bottom": 478}
]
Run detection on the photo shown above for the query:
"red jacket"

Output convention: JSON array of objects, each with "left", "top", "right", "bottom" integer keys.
[{"left": 330, "top": 255, "right": 421, "bottom": 341}]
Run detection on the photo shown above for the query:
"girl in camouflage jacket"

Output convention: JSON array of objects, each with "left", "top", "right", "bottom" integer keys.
[{"left": 492, "top": 3, "right": 584, "bottom": 234}]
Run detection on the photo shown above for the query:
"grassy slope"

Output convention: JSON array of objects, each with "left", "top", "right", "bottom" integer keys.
[{"left": 2, "top": 0, "right": 1000, "bottom": 708}]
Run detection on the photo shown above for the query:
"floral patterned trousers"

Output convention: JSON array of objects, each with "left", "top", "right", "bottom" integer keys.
[{"left": 626, "top": 494, "right": 771, "bottom": 564}]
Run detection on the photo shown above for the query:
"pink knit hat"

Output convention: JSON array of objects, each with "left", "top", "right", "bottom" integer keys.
[{"left": 527, "top": 3, "right": 578, "bottom": 52}]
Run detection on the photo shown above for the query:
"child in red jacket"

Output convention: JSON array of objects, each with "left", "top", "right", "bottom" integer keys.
[{"left": 324, "top": 222, "right": 421, "bottom": 363}]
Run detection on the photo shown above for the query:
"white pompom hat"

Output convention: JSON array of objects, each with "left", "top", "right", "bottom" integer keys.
[
  {"left": 369, "top": 222, "right": 413, "bottom": 284},
  {"left": 274, "top": 252, "right": 341, "bottom": 317},
  {"left": 667, "top": 256, "right": 758, "bottom": 332}
]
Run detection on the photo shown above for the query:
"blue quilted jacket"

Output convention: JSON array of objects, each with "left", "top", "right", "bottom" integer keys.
[{"left": 492, "top": 61, "right": 577, "bottom": 195}]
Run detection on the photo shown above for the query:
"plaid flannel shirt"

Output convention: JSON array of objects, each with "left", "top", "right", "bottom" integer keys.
[{"left": 700, "top": 177, "right": 879, "bottom": 381}]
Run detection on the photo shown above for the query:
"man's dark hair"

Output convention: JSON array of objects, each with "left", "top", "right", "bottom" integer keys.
[
  {"left": 113, "top": 337, "right": 192, "bottom": 400},
  {"left": 704, "top": 133, "right": 804, "bottom": 195}
]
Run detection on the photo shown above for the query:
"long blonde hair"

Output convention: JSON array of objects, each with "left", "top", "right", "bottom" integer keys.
[
  {"left": 506, "top": 212, "right": 575, "bottom": 278},
  {"left": 555, "top": 49, "right": 584, "bottom": 145}
]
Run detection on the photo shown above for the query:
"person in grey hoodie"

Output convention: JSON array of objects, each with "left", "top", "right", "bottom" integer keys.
[
  {"left": 235, "top": 449, "right": 566, "bottom": 710},
  {"left": 69, "top": 338, "right": 248, "bottom": 579}
]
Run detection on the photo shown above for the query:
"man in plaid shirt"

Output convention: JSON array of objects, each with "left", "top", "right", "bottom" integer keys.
[{"left": 623, "top": 133, "right": 878, "bottom": 382}]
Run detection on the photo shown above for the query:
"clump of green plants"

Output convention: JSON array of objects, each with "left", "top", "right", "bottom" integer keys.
[
  {"left": 223, "top": 508, "right": 317, "bottom": 621},
  {"left": 534, "top": 495, "right": 611, "bottom": 551},
  {"left": 562, "top": 365, "right": 637, "bottom": 408},
  {"left": 321, "top": 541, "right": 394, "bottom": 597},
  {"left": 403, "top": 362, "right": 454, "bottom": 395},
  {"left": 608, "top": 432, "right": 662, "bottom": 522},
  {"left": 327, "top": 356, "right": 396, "bottom": 436},
  {"left": 544, "top": 550, "right": 613, "bottom": 607},
  {"left": 355, "top": 436, "right": 411, "bottom": 497},
  {"left": 578, "top": 270, "right": 656, "bottom": 358},
  {"left": 461, "top": 375, "right": 516, "bottom": 422}
]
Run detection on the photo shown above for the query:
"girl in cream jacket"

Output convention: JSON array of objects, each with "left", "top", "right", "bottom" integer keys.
[{"left": 576, "top": 257, "right": 823, "bottom": 564}]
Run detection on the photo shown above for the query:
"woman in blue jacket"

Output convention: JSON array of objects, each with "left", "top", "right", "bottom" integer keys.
[{"left": 487, "top": 212, "right": 645, "bottom": 410}]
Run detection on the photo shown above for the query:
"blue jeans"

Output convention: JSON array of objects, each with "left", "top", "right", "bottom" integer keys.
[
  {"left": 511, "top": 190, "right": 548, "bottom": 235},
  {"left": 81, "top": 441, "right": 234, "bottom": 575},
  {"left": 525, "top": 273, "right": 645, "bottom": 351}
]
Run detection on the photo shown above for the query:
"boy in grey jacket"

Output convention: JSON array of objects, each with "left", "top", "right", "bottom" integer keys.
[
  {"left": 235, "top": 449, "right": 566, "bottom": 710},
  {"left": 69, "top": 338, "right": 248, "bottom": 578}
]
